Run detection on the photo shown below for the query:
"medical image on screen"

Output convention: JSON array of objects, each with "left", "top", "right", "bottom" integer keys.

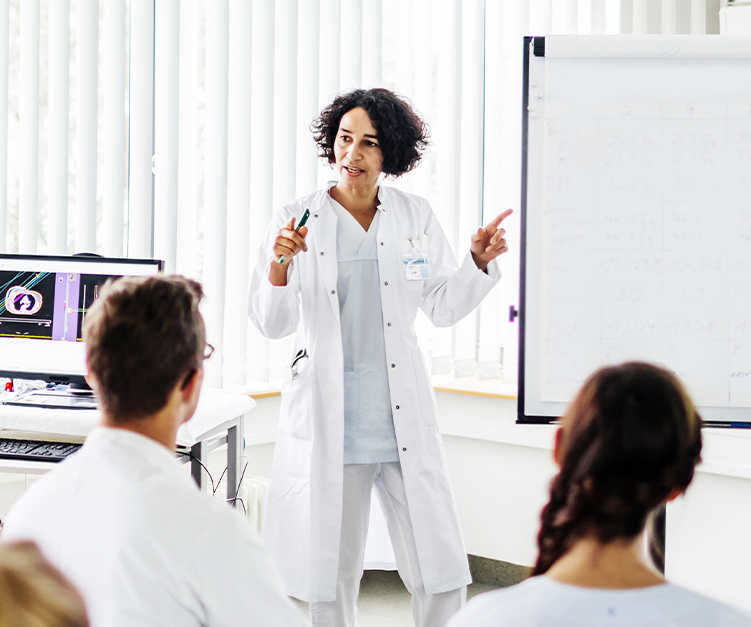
[
  {"left": 0, "top": 271, "right": 121, "bottom": 342},
  {"left": 76, "top": 274, "right": 119, "bottom": 341},
  {"left": 0, "top": 271, "right": 56, "bottom": 338}
]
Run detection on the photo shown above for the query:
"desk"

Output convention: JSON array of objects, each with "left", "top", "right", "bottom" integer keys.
[{"left": 0, "top": 388, "right": 255, "bottom": 506}]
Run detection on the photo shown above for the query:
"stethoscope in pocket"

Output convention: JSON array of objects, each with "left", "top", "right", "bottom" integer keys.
[{"left": 291, "top": 348, "right": 309, "bottom": 379}]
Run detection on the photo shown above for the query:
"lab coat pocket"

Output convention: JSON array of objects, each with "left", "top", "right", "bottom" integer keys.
[
  {"left": 280, "top": 356, "right": 314, "bottom": 441},
  {"left": 343, "top": 371, "right": 360, "bottom": 448},
  {"left": 410, "top": 346, "right": 438, "bottom": 426},
  {"left": 395, "top": 239, "right": 425, "bottom": 293}
]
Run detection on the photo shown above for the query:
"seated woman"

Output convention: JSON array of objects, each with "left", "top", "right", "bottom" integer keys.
[
  {"left": 448, "top": 362, "right": 751, "bottom": 627},
  {"left": 0, "top": 539, "right": 89, "bottom": 627}
]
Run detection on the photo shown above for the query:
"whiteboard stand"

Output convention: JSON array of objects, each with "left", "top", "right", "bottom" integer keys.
[{"left": 518, "top": 35, "right": 751, "bottom": 428}]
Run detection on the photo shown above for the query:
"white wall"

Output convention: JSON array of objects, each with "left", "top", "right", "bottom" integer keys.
[
  {"left": 232, "top": 391, "right": 751, "bottom": 614},
  {"left": 437, "top": 393, "right": 557, "bottom": 565}
]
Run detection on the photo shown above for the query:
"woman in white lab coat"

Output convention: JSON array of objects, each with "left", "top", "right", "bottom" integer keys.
[{"left": 249, "top": 88, "right": 512, "bottom": 627}]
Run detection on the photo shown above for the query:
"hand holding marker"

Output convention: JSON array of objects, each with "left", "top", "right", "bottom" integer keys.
[{"left": 278, "top": 208, "right": 311, "bottom": 264}]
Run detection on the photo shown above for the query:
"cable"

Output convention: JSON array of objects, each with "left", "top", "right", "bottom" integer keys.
[
  {"left": 229, "top": 497, "right": 247, "bottom": 516},
  {"left": 226, "top": 458, "right": 250, "bottom": 512},
  {"left": 213, "top": 467, "right": 227, "bottom": 496},
  {"left": 179, "top": 452, "right": 250, "bottom": 516},
  {"left": 178, "top": 451, "right": 216, "bottom": 494},
  {"left": 233, "top": 459, "right": 249, "bottom": 503}
]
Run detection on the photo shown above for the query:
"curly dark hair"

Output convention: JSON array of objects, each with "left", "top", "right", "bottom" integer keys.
[
  {"left": 312, "top": 88, "right": 430, "bottom": 177},
  {"left": 533, "top": 362, "right": 702, "bottom": 576}
]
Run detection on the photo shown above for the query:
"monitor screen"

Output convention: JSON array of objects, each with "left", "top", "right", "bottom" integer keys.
[{"left": 0, "top": 254, "right": 163, "bottom": 385}]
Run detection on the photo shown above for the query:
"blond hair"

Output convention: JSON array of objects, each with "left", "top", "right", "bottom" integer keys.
[{"left": 0, "top": 540, "right": 89, "bottom": 627}]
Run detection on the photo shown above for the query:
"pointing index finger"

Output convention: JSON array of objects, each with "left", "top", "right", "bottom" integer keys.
[{"left": 486, "top": 209, "right": 514, "bottom": 229}]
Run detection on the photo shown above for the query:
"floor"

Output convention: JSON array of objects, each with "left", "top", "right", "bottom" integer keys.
[{"left": 293, "top": 570, "right": 499, "bottom": 626}]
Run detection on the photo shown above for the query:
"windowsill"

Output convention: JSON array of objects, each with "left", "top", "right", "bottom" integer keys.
[
  {"left": 431, "top": 374, "right": 518, "bottom": 399},
  {"left": 224, "top": 382, "right": 282, "bottom": 399},
  {"left": 240, "top": 375, "right": 519, "bottom": 400},
  {"left": 236, "top": 385, "right": 751, "bottom": 478}
]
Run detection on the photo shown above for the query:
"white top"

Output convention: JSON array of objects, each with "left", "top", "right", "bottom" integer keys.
[
  {"left": 2, "top": 427, "right": 305, "bottom": 627},
  {"left": 331, "top": 197, "right": 399, "bottom": 464},
  {"left": 447, "top": 575, "right": 751, "bottom": 627}
]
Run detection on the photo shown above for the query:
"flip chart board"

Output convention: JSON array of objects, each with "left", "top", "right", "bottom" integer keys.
[{"left": 519, "top": 35, "right": 751, "bottom": 425}]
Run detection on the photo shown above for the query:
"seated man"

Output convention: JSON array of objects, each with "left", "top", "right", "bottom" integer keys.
[{"left": 2, "top": 276, "right": 305, "bottom": 627}]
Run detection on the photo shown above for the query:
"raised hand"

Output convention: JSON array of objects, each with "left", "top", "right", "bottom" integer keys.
[
  {"left": 272, "top": 217, "right": 309, "bottom": 264},
  {"left": 269, "top": 217, "right": 309, "bottom": 286},
  {"left": 470, "top": 209, "right": 513, "bottom": 271}
]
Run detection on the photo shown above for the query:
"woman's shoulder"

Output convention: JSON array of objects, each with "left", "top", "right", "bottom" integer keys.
[
  {"left": 269, "top": 188, "right": 330, "bottom": 226},
  {"left": 379, "top": 184, "right": 427, "bottom": 206},
  {"left": 657, "top": 585, "right": 751, "bottom": 625},
  {"left": 447, "top": 577, "right": 551, "bottom": 626},
  {"left": 449, "top": 578, "right": 751, "bottom": 627},
  {"left": 378, "top": 186, "right": 433, "bottom": 223},
  {"left": 282, "top": 188, "right": 327, "bottom": 212}
]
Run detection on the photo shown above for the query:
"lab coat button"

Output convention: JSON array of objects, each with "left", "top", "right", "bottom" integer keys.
[
  {"left": 395, "top": 405, "right": 400, "bottom": 410},
  {"left": 402, "top": 447, "right": 407, "bottom": 452},
  {"left": 380, "top": 242, "right": 384, "bottom": 246},
  {"left": 384, "top": 281, "right": 388, "bottom": 286},
  {"left": 391, "top": 364, "right": 395, "bottom": 368},
  {"left": 331, "top": 290, "right": 335, "bottom": 295},
  {"left": 320, "top": 252, "right": 324, "bottom": 256},
  {"left": 387, "top": 323, "right": 391, "bottom": 327}
]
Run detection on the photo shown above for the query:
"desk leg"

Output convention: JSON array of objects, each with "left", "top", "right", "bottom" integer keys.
[
  {"left": 191, "top": 440, "right": 207, "bottom": 491},
  {"left": 226, "top": 417, "right": 244, "bottom": 508}
]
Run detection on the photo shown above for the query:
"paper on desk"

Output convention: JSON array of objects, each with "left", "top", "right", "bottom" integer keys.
[
  {"left": 0, "top": 387, "right": 256, "bottom": 448},
  {"left": 176, "top": 388, "right": 256, "bottom": 446}
]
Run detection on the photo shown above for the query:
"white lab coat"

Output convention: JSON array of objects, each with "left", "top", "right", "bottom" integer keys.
[
  {"left": 2, "top": 427, "right": 305, "bottom": 627},
  {"left": 249, "top": 183, "right": 501, "bottom": 603}
]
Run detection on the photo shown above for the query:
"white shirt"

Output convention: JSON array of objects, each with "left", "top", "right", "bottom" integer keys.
[
  {"left": 332, "top": 197, "right": 399, "bottom": 465},
  {"left": 447, "top": 575, "right": 751, "bottom": 627},
  {"left": 2, "top": 427, "right": 305, "bottom": 627}
]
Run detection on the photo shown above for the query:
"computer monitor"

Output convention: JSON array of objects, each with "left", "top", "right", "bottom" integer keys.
[{"left": 0, "top": 254, "right": 163, "bottom": 386}]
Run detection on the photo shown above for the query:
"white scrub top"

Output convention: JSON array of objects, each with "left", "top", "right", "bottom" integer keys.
[
  {"left": 446, "top": 575, "right": 751, "bottom": 627},
  {"left": 2, "top": 427, "right": 305, "bottom": 627},
  {"left": 331, "top": 197, "right": 399, "bottom": 464}
]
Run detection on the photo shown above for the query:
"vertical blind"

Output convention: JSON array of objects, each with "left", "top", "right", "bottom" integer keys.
[{"left": 0, "top": 0, "right": 720, "bottom": 389}]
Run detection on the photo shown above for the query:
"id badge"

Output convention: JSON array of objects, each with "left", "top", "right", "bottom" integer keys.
[{"left": 402, "top": 253, "right": 431, "bottom": 280}]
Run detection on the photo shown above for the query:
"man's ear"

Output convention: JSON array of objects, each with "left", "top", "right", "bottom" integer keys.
[
  {"left": 83, "top": 356, "right": 97, "bottom": 392},
  {"left": 666, "top": 487, "right": 684, "bottom": 502},
  {"left": 180, "top": 367, "right": 203, "bottom": 404},
  {"left": 553, "top": 427, "right": 564, "bottom": 467}
]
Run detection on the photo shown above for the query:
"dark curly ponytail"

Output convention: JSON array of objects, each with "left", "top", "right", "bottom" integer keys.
[{"left": 533, "top": 362, "right": 702, "bottom": 576}]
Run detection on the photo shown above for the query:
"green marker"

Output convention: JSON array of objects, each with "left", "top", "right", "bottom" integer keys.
[{"left": 278, "top": 208, "right": 310, "bottom": 264}]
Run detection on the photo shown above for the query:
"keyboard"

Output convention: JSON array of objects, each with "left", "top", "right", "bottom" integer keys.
[{"left": 0, "top": 438, "right": 82, "bottom": 463}]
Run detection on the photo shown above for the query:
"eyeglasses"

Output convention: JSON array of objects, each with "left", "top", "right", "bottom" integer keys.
[{"left": 204, "top": 343, "right": 215, "bottom": 360}]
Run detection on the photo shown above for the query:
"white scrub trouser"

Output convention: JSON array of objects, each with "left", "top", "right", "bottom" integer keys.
[{"left": 309, "top": 462, "right": 465, "bottom": 627}]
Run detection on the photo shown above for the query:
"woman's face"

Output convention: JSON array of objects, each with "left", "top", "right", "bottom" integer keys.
[{"left": 333, "top": 107, "right": 383, "bottom": 191}]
